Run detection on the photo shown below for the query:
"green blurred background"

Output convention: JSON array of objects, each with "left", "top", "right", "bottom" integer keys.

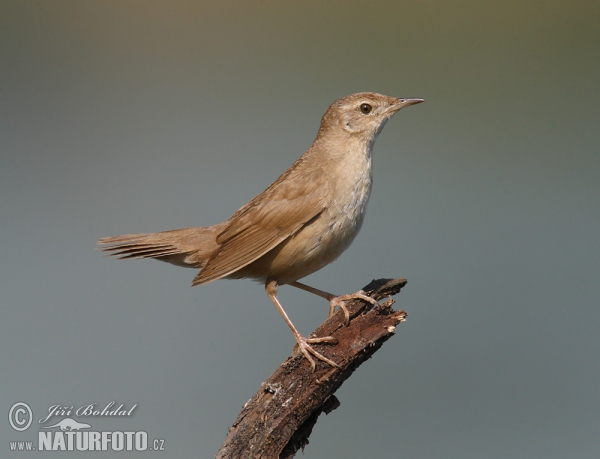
[{"left": 2, "top": 1, "right": 599, "bottom": 457}]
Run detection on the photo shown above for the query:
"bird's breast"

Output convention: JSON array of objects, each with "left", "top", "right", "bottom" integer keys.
[{"left": 250, "top": 147, "right": 373, "bottom": 284}]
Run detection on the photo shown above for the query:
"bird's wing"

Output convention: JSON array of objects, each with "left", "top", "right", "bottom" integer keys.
[{"left": 192, "top": 164, "right": 325, "bottom": 285}]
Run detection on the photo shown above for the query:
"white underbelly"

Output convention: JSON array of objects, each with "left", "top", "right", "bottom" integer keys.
[
  {"left": 260, "top": 170, "right": 372, "bottom": 284},
  {"left": 235, "top": 143, "right": 374, "bottom": 284}
]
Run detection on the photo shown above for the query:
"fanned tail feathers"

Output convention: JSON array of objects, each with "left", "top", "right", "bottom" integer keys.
[{"left": 98, "top": 226, "right": 220, "bottom": 269}]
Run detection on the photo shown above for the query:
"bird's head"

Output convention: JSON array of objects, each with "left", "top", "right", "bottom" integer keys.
[{"left": 320, "top": 92, "right": 424, "bottom": 139}]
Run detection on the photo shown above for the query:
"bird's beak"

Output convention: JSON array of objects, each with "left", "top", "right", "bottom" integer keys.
[
  {"left": 387, "top": 98, "right": 424, "bottom": 115},
  {"left": 398, "top": 98, "right": 425, "bottom": 108}
]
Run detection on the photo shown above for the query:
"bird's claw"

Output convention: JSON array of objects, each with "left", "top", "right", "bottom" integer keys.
[
  {"left": 296, "top": 334, "right": 339, "bottom": 372},
  {"left": 328, "top": 290, "right": 379, "bottom": 325}
]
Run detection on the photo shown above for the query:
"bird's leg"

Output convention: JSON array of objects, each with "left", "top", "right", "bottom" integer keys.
[
  {"left": 290, "top": 281, "right": 378, "bottom": 325},
  {"left": 265, "top": 280, "right": 339, "bottom": 372}
]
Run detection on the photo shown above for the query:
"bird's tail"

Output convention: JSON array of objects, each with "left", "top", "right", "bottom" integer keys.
[{"left": 98, "top": 225, "right": 223, "bottom": 269}]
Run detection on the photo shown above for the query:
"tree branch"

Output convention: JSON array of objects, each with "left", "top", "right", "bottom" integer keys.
[{"left": 215, "top": 278, "right": 408, "bottom": 459}]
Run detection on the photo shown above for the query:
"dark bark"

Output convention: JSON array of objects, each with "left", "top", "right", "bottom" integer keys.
[{"left": 215, "top": 278, "right": 408, "bottom": 459}]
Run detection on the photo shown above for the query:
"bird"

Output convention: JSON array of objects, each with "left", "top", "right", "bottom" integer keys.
[{"left": 98, "top": 92, "right": 424, "bottom": 371}]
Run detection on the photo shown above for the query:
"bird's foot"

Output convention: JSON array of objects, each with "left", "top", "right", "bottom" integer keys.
[
  {"left": 328, "top": 290, "right": 379, "bottom": 325},
  {"left": 296, "top": 334, "right": 339, "bottom": 372}
]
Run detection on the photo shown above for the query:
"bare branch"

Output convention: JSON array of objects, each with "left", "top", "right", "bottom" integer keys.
[{"left": 215, "top": 278, "right": 408, "bottom": 459}]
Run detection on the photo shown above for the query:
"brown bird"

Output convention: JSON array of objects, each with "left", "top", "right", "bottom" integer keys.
[{"left": 99, "top": 92, "right": 423, "bottom": 371}]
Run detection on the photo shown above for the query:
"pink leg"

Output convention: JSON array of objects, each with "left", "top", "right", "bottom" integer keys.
[
  {"left": 290, "top": 281, "right": 378, "bottom": 325},
  {"left": 266, "top": 280, "right": 339, "bottom": 372}
]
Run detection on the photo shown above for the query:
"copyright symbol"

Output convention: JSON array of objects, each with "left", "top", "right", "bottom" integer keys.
[{"left": 9, "top": 402, "right": 33, "bottom": 431}]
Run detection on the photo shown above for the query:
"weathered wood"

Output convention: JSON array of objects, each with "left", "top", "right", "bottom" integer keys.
[{"left": 215, "top": 278, "right": 408, "bottom": 459}]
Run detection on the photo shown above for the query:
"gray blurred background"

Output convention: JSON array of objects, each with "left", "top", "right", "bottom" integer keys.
[{"left": 2, "top": 1, "right": 599, "bottom": 457}]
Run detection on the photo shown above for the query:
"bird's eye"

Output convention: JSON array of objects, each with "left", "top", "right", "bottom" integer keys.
[{"left": 359, "top": 103, "right": 373, "bottom": 114}]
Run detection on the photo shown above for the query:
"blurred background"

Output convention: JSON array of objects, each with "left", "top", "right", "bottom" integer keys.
[{"left": 1, "top": 1, "right": 599, "bottom": 457}]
